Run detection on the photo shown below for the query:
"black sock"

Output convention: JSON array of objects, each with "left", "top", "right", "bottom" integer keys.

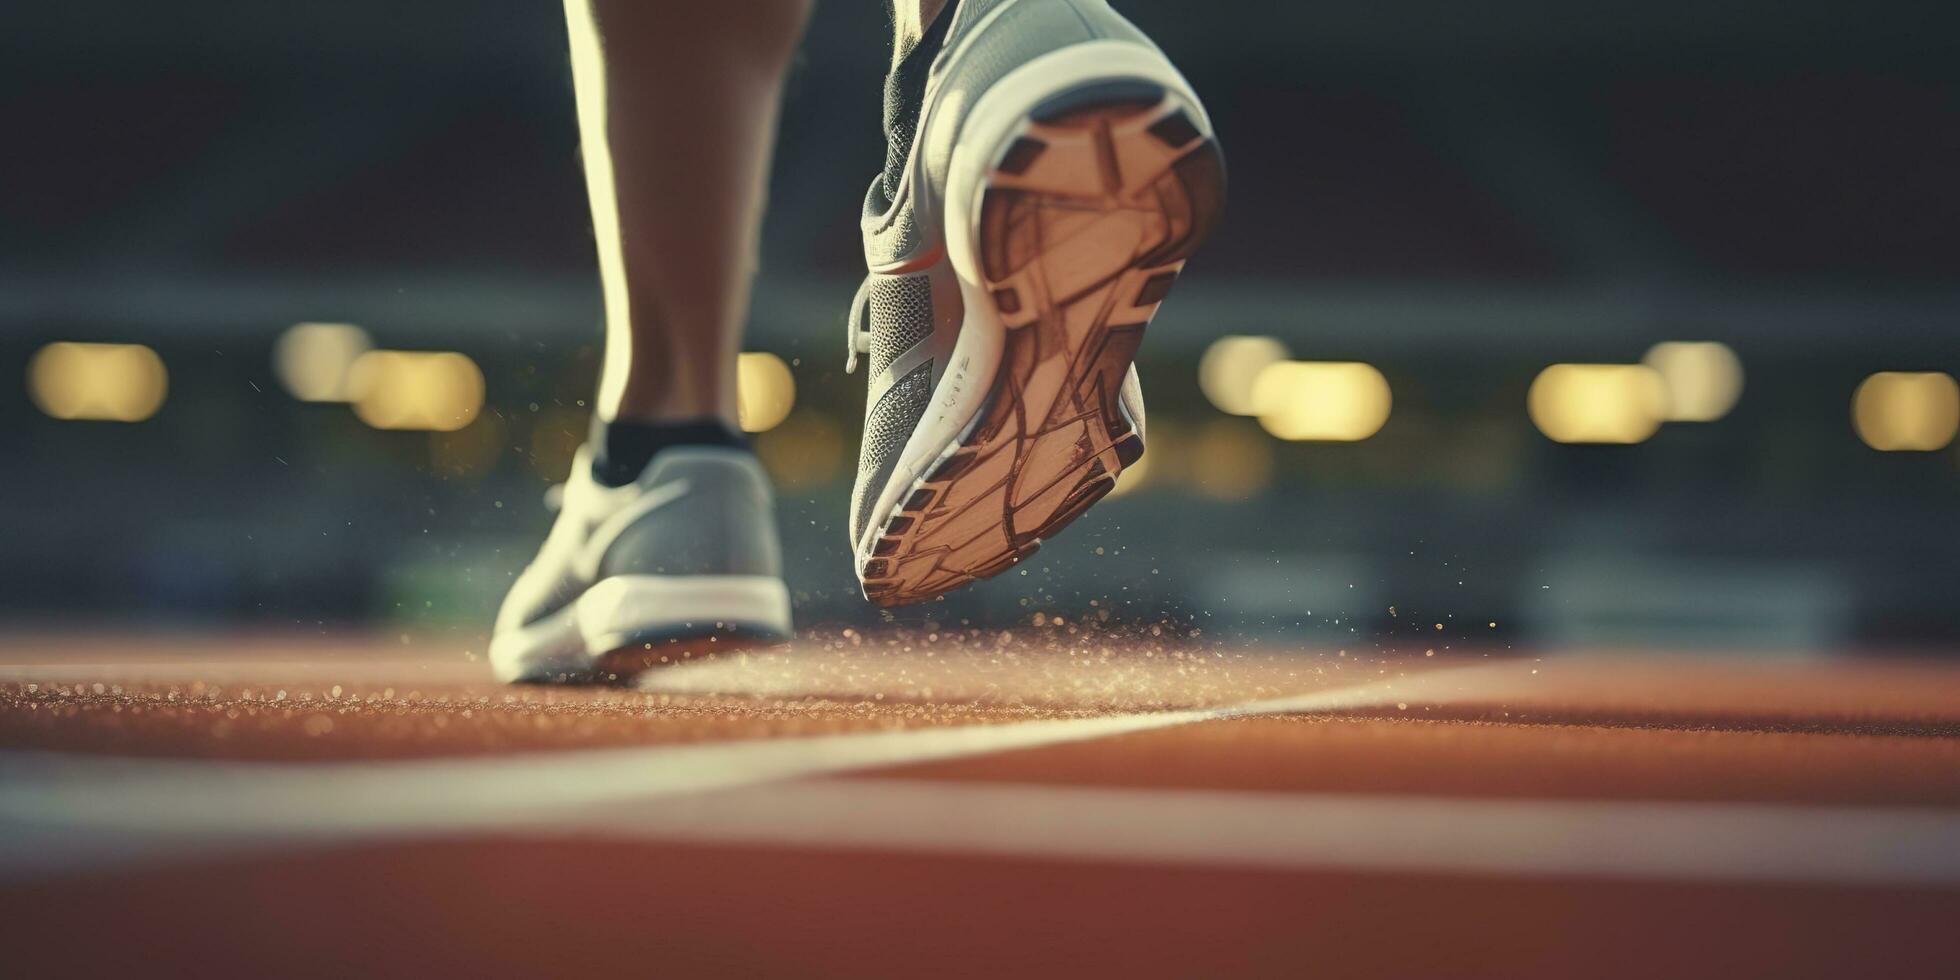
[
  {"left": 589, "top": 417, "right": 748, "bottom": 487},
  {"left": 879, "top": 3, "right": 956, "bottom": 203}
]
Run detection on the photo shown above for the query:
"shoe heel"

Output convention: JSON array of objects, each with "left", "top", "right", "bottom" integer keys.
[
  {"left": 977, "top": 79, "right": 1225, "bottom": 331},
  {"left": 860, "top": 45, "right": 1226, "bottom": 607}
]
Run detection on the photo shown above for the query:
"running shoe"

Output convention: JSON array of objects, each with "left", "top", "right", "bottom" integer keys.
[
  {"left": 491, "top": 446, "right": 793, "bottom": 683},
  {"left": 846, "top": 0, "right": 1225, "bottom": 606}
]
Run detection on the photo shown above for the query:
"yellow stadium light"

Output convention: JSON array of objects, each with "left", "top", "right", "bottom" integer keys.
[
  {"left": 1198, "top": 335, "right": 1291, "bottom": 416},
  {"left": 754, "top": 411, "right": 844, "bottom": 489},
  {"left": 347, "top": 351, "right": 484, "bottom": 432},
  {"left": 429, "top": 414, "right": 505, "bottom": 477},
  {"left": 1251, "top": 361, "right": 1392, "bottom": 441},
  {"left": 528, "top": 406, "right": 589, "bottom": 481},
  {"left": 1853, "top": 372, "right": 1959, "bottom": 451},
  {"left": 1527, "top": 363, "right": 1667, "bottom": 444},
  {"left": 737, "top": 351, "right": 795, "bottom": 433},
  {"left": 1189, "top": 419, "right": 1273, "bottom": 499},
  {"left": 1107, "top": 422, "right": 1184, "bottom": 499},
  {"left": 1642, "top": 341, "right": 1743, "bottom": 422},
  {"left": 275, "top": 322, "right": 372, "bottom": 402},
  {"left": 27, "top": 342, "right": 168, "bottom": 422}
]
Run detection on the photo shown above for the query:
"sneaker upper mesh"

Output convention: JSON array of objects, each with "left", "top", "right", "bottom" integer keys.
[
  {"left": 867, "top": 274, "right": 935, "bottom": 378},
  {"left": 852, "top": 363, "right": 933, "bottom": 542}
]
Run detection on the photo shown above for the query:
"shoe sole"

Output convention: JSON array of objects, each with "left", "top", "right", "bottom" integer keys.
[{"left": 860, "top": 75, "right": 1224, "bottom": 606}]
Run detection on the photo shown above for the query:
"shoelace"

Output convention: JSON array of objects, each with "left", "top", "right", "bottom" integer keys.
[{"left": 844, "top": 276, "right": 873, "bottom": 374}]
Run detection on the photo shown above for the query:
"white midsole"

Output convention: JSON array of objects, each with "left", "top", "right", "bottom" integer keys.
[
  {"left": 489, "top": 575, "right": 792, "bottom": 682},
  {"left": 856, "top": 39, "right": 1212, "bottom": 563}
]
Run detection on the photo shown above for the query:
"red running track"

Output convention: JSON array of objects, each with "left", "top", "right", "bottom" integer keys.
[{"left": 2, "top": 630, "right": 1957, "bottom": 978}]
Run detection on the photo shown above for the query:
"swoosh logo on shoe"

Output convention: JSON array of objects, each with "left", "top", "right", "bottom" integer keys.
[{"left": 573, "top": 479, "right": 692, "bottom": 582}]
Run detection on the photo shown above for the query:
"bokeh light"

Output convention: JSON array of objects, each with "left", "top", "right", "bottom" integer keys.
[
  {"left": 737, "top": 351, "right": 796, "bottom": 433},
  {"left": 428, "top": 414, "right": 505, "bottom": 477},
  {"left": 1189, "top": 419, "right": 1274, "bottom": 499},
  {"left": 1108, "top": 422, "right": 1183, "bottom": 499},
  {"left": 28, "top": 342, "right": 168, "bottom": 422},
  {"left": 1199, "top": 335, "right": 1290, "bottom": 416},
  {"left": 754, "top": 411, "right": 844, "bottom": 489},
  {"left": 1527, "top": 363, "right": 1667, "bottom": 444},
  {"left": 1252, "top": 361, "right": 1392, "bottom": 441},
  {"left": 347, "top": 351, "right": 485, "bottom": 432},
  {"left": 274, "top": 322, "right": 372, "bottom": 402},
  {"left": 1853, "top": 371, "right": 1959, "bottom": 451},
  {"left": 528, "top": 407, "right": 589, "bottom": 480},
  {"left": 1107, "top": 451, "right": 1150, "bottom": 498},
  {"left": 1642, "top": 341, "right": 1743, "bottom": 422},
  {"left": 1105, "top": 439, "right": 1144, "bottom": 497}
]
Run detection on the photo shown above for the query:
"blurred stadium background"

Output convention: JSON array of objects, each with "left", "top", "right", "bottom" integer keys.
[{"left": 5, "top": 0, "right": 1957, "bottom": 652}]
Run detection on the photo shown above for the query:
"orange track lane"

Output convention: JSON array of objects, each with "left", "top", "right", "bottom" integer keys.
[{"left": 2, "top": 632, "right": 1958, "bottom": 979}]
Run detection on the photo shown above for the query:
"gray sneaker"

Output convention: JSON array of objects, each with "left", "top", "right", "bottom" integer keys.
[
  {"left": 844, "top": 0, "right": 1225, "bottom": 607},
  {"left": 490, "top": 446, "right": 793, "bottom": 683}
]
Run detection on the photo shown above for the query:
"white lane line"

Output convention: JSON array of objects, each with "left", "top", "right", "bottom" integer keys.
[
  {"left": 0, "top": 668, "right": 1497, "bottom": 875},
  {"left": 578, "top": 779, "right": 1960, "bottom": 888}
]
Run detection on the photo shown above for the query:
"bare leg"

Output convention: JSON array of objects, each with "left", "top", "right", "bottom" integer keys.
[{"left": 566, "top": 0, "right": 811, "bottom": 426}]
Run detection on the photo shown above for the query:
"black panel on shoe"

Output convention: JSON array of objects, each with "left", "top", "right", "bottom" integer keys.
[
  {"left": 589, "top": 417, "right": 748, "bottom": 488},
  {"left": 997, "top": 136, "right": 1047, "bottom": 175},
  {"left": 1030, "top": 79, "right": 1164, "bottom": 123},
  {"left": 1134, "top": 271, "right": 1178, "bottom": 307},
  {"left": 1147, "top": 109, "right": 1201, "bottom": 149}
]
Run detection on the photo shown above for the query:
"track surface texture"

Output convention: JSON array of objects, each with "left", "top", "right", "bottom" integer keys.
[{"left": 3, "top": 629, "right": 1959, "bottom": 979}]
